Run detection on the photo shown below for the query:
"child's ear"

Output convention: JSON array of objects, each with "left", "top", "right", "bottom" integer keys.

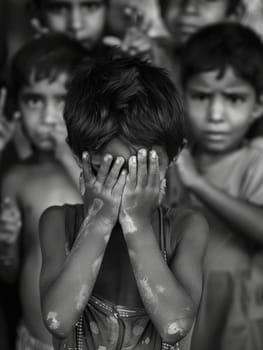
[
  {"left": 252, "top": 95, "right": 263, "bottom": 121},
  {"left": 228, "top": 2, "right": 246, "bottom": 21}
]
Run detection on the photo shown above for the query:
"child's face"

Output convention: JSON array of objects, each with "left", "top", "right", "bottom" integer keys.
[
  {"left": 164, "top": 0, "right": 230, "bottom": 44},
  {"left": 184, "top": 67, "right": 262, "bottom": 154},
  {"left": 87, "top": 138, "right": 169, "bottom": 181},
  {"left": 18, "top": 72, "right": 68, "bottom": 151},
  {"left": 40, "top": 0, "right": 107, "bottom": 49}
]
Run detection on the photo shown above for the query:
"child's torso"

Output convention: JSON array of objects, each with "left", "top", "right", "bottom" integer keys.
[
  {"left": 59, "top": 204, "right": 183, "bottom": 350},
  {"left": 18, "top": 160, "right": 81, "bottom": 343}
]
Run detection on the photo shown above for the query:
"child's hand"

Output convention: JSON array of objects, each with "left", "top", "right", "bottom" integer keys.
[
  {"left": 103, "top": 6, "right": 153, "bottom": 62},
  {"left": 121, "top": 6, "right": 153, "bottom": 61},
  {"left": 51, "top": 121, "right": 68, "bottom": 158},
  {"left": 81, "top": 152, "right": 127, "bottom": 226},
  {"left": 30, "top": 17, "right": 50, "bottom": 38},
  {"left": 0, "top": 198, "right": 21, "bottom": 264},
  {"left": 0, "top": 88, "right": 19, "bottom": 152},
  {"left": 121, "top": 27, "right": 153, "bottom": 61},
  {"left": 175, "top": 148, "right": 202, "bottom": 189},
  {"left": 119, "top": 149, "right": 160, "bottom": 229}
]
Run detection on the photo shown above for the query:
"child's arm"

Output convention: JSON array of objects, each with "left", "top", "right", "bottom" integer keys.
[
  {"left": 176, "top": 148, "right": 263, "bottom": 244},
  {"left": 119, "top": 149, "right": 208, "bottom": 344},
  {"left": 39, "top": 152, "right": 126, "bottom": 339}
]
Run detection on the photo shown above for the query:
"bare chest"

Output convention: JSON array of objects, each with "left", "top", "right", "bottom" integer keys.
[{"left": 19, "top": 170, "right": 81, "bottom": 247}]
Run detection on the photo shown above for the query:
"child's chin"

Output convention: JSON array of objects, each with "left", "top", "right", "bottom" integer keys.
[{"left": 36, "top": 140, "right": 54, "bottom": 151}]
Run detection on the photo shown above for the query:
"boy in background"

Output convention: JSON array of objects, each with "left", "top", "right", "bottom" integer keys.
[
  {"left": 172, "top": 23, "right": 263, "bottom": 350},
  {"left": 29, "top": 0, "right": 108, "bottom": 52},
  {"left": 0, "top": 34, "right": 85, "bottom": 349},
  {"left": 161, "top": 0, "right": 243, "bottom": 45}
]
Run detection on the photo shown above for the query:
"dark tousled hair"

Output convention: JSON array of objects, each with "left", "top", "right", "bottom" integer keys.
[
  {"left": 30, "top": 0, "right": 108, "bottom": 8},
  {"left": 64, "top": 55, "right": 185, "bottom": 161},
  {"left": 11, "top": 33, "right": 86, "bottom": 99},
  {"left": 181, "top": 22, "right": 263, "bottom": 98}
]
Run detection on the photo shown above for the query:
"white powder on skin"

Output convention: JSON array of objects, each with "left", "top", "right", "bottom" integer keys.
[
  {"left": 139, "top": 276, "right": 158, "bottom": 310},
  {"left": 122, "top": 210, "right": 138, "bottom": 234},
  {"left": 156, "top": 285, "right": 166, "bottom": 294},
  {"left": 47, "top": 311, "right": 60, "bottom": 330},
  {"left": 167, "top": 322, "right": 184, "bottom": 336},
  {"left": 76, "top": 284, "right": 88, "bottom": 311},
  {"left": 92, "top": 255, "right": 103, "bottom": 276},
  {"left": 128, "top": 249, "right": 137, "bottom": 261}
]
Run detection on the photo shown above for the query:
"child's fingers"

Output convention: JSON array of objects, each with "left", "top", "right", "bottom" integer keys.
[
  {"left": 148, "top": 150, "right": 160, "bottom": 188},
  {"left": 102, "top": 36, "right": 122, "bottom": 48},
  {"left": 96, "top": 154, "right": 113, "bottom": 186},
  {"left": 112, "top": 169, "right": 127, "bottom": 196},
  {"left": 137, "top": 149, "right": 147, "bottom": 187},
  {"left": 82, "top": 152, "right": 95, "bottom": 186},
  {"left": 128, "top": 155, "right": 137, "bottom": 188},
  {"left": 104, "top": 156, "right": 124, "bottom": 190},
  {"left": 1, "top": 197, "right": 15, "bottom": 211},
  {"left": 0, "top": 231, "right": 19, "bottom": 244},
  {"left": 13, "top": 111, "right": 21, "bottom": 121},
  {"left": 30, "top": 18, "right": 49, "bottom": 36},
  {"left": 0, "top": 220, "right": 21, "bottom": 234}
]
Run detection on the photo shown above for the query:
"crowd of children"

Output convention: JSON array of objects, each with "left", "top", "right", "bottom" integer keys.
[{"left": 0, "top": 1, "right": 263, "bottom": 350}]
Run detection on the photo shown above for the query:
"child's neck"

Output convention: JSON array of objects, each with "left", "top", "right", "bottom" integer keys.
[
  {"left": 193, "top": 143, "right": 244, "bottom": 169},
  {"left": 30, "top": 148, "right": 56, "bottom": 162}
]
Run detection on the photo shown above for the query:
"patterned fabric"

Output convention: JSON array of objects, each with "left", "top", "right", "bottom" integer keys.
[{"left": 16, "top": 323, "right": 53, "bottom": 350}]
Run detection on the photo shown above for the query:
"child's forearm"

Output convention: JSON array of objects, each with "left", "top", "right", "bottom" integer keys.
[
  {"left": 42, "top": 213, "right": 113, "bottom": 339},
  {"left": 191, "top": 178, "right": 263, "bottom": 244},
  {"left": 122, "top": 220, "right": 195, "bottom": 344}
]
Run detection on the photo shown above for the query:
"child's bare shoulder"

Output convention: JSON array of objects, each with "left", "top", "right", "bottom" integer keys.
[
  {"left": 165, "top": 205, "right": 209, "bottom": 253},
  {"left": 1, "top": 162, "right": 29, "bottom": 194}
]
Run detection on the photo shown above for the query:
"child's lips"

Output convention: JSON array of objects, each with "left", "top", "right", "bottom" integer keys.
[{"left": 204, "top": 131, "right": 229, "bottom": 141}]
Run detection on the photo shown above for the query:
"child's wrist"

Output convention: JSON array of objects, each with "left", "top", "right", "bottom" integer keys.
[{"left": 119, "top": 214, "right": 151, "bottom": 233}]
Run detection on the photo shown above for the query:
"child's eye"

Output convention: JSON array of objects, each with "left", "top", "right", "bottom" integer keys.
[
  {"left": 188, "top": 91, "right": 211, "bottom": 101},
  {"left": 81, "top": 1, "right": 103, "bottom": 12},
  {"left": 225, "top": 93, "right": 247, "bottom": 104},
  {"left": 46, "top": 2, "right": 69, "bottom": 13},
  {"left": 22, "top": 95, "right": 43, "bottom": 109}
]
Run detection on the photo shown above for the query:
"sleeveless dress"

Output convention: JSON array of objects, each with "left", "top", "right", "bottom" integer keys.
[{"left": 54, "top": 204, "right": 188, "bottom": 350}]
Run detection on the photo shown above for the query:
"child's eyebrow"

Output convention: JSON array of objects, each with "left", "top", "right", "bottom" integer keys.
[{"left": 20, "top": 92, "right": 42, "bottom": 99}]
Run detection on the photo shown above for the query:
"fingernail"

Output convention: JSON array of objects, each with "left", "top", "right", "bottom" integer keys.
[
  {"left": 104, "top": 154, "right": 112, "bottom": 162},
  {"left": 82, "top": 152, "right": 89, "bottom": 160},
  {"left": 13, "top": 111, "right": 21, "bottom": 120},
  {"left": 151, "top": 150, "right": 157, "bottom": 159},
  {"left": 115, "top": 156, "right": 124, "bottom": 164},
  {"left": 138, "top": 149, "right": 146, "bottom": 157},
  {"left": 130, "top": 156, "right": 136, "bottom": 164}
]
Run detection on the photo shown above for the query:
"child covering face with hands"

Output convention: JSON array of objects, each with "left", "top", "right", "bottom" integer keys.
[{"left": 39, "top": 56, "right": 208, "bottom": 350}]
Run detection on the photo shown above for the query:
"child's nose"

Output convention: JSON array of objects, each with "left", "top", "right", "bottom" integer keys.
[
  {"left": 208, "top": 95, "right": 225, "bottom": 123},
  {"left": 183, "top": 0, "right": 198, "bottom": 13},
  {"left": 42, "top": 104, "right": 57, "bottom": 125},
  {"left": 68, "top": 6, "right": 84, "bottom": 33}
]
